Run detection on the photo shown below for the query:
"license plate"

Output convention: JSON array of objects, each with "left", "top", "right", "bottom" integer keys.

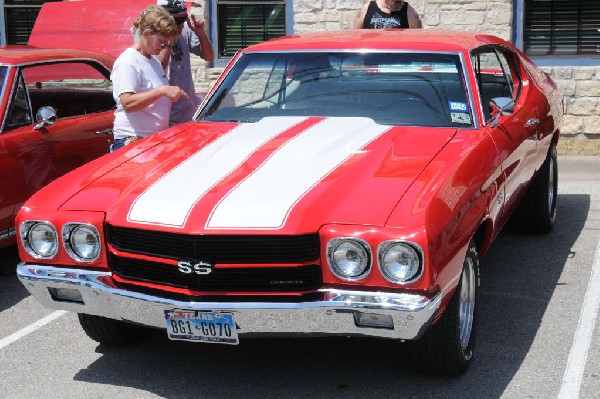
[{"left": 164, "top": 310, "right": 239, "bottom": 345}]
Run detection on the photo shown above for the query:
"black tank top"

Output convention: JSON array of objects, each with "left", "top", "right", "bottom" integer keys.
[{"left": 363, "top": 1, "right": 409, "bottom": 29}]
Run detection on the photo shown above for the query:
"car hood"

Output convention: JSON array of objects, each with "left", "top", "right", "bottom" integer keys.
[{"left": 60, "top": 117, "right": 457, "bottom": 234}]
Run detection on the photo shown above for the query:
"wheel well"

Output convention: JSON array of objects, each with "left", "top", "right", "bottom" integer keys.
[{"left": 472, "top": 220, "right": 493, "bottom": 260}]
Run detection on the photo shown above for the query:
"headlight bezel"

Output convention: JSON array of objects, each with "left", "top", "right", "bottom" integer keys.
[
  {"left": 377, "top": 240, "right": 423, "bottom": 284},
  {"left": 327, "top": 237, "right": 372, "bottom": 281},
  {"left": 62, "top": 223, "right": 102, "bottom": 262},
  {"left": 19, "top": 220, "right": 59, "bottom": 259}
]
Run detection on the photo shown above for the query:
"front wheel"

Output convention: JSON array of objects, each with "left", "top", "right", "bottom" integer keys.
[
  {"left": 409, "top": 240, "right": 479, "bottom": 376},
  {"left": 78, "top": 314, "right": 144, "bottom": 345}
]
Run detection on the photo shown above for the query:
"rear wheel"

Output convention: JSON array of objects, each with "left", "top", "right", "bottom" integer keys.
[
  {"left": 409, "top": 240, "right": 479, "bottom": 376},
  {"left": 78, "top": 314, "right": 143, "bottom": 345},
  {"left": 510, "top": 145, "right": 558, "bottom": 233}
]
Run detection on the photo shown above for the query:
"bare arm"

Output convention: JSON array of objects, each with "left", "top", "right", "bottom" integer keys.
[
  {"left": 353, "top": 3, "right": 369, "bottom": 29},
  {"left": 119, "top": 86, "right": 189, "bottom": 112},
  {"left": 408, "top": 5, "right": 422, "bottom": 29},
  {"left": 156, "top": 46, "right": 171, "bottom": 71},
  {"left": 189, "top": 14, "right": 215, "bottom": 62}
]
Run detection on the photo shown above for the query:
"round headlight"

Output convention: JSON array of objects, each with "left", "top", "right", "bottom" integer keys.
[
  {"left": 378, "top": 241, "right": 422, "bottom": 283},
  {"left": 327, "top": 238, "right": 371, "bottom": 280},
  {"left": 22, "top": 221, "right": 58, "bottom": 259},
  {"left": 64, "top": 224, "right": 101, "bottom": 262}
]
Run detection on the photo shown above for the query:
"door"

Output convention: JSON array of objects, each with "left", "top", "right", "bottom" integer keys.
[{"left": 472, "top": 46, "right": 539, "bottom": 227}]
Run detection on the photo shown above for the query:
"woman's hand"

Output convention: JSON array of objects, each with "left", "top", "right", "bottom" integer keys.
[{"left": 162, "top": 85, "right": 190, "bottom": 102}]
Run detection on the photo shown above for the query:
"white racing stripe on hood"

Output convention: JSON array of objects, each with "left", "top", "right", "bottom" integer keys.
[
  {"left": 128, "top": 116, "right": 306, "bottom": 227},
  {"left": 206, "top": 117, "right": 390, "bottom": 230}
]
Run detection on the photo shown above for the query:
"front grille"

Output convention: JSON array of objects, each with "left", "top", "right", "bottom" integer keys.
[
  {"left": 111, "top": 254, "right": 323, "bottom": 292},
  {"left": 114, "top": 281, "right": 325, "bottom": 302},
  {"left": 106, "top": 225, "right": 320, "bottom": 263}
]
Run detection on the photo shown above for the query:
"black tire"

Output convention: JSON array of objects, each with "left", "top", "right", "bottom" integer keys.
[
  {"left": 409, "top": 240, "right": 479, "bottom": 376},
  {"left": 510, "top": 145, "right": 558, "bottom": 233},
  {"left": 78, "top": 314, "right": 143, "bottom": 345}
]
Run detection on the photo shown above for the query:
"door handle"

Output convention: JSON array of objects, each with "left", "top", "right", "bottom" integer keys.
[
  {"left": 524, "top": 118, "right": 539, "bottom": 128},
  {"left": 96, "top": 128, "right": 113, "bottom": 135}
]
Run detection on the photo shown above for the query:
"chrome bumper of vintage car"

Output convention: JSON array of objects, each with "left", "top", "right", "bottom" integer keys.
[{"left": 17, "top": 264, "right": 441, "bottom": 340}]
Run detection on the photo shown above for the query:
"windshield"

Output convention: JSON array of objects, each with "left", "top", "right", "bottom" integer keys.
[{"left": 199, "top": 52, "right": 472, "bottom": 127}]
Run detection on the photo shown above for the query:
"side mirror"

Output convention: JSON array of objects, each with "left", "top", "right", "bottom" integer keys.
[
  {"left": 34, "top": 106, "right": 58, "bottom": 130},
  {"left": 490, "top": 97, "right": 514, "bottom": 128}
]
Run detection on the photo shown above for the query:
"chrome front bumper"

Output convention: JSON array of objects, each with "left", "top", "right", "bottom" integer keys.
[{"left": 17, "top": 263, "right": 441, "bottom": 340}]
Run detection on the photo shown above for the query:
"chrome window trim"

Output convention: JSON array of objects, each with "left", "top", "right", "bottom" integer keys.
[{"left": 197, "top": 49, "right": 479, "bottom": 129}]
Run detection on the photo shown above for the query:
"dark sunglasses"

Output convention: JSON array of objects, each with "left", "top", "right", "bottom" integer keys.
[{"left": 174, "top": 15, "right": 188, "bottom": 25}]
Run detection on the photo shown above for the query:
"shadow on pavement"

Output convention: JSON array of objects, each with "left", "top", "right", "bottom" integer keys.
[
  {"left": 0, "top": 246, "right": 30, "bottom": 312},
  {"left": 71, "top": 193, "right": 589, "bottom": 398}
]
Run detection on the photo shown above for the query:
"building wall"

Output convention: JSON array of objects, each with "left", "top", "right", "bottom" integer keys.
[{"left": 191, "top": 0, "right": 599, "bottom": 139}]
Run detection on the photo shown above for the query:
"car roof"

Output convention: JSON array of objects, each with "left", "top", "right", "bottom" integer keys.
[
  {"left": 0, "top": 45, "right": 114, "bottom": 69},
  {"left": 244, "top": 29, "right": 509, "bottom": 53}
]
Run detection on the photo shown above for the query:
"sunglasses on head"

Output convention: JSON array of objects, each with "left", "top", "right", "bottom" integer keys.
[{"left": 174, "top": 15, "right": 187, "bottom": 25}]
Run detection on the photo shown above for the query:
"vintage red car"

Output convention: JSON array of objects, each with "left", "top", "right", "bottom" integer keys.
[
  {"left": 0, "top": 47, "right": 115, "bottom": 250},
  {"left": 16, "top": 30, "right": 562, "bottom": 376},
  {"left": 0, "top": 0, "right": 155, "bottom": 251}
]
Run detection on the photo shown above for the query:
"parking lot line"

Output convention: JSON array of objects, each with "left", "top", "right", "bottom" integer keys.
[
  {"left": 0, "top": 310, "right": 67, "bottom": 350},
  {"left": 559, "top": 240, "right": 600, "bottom": 398}
]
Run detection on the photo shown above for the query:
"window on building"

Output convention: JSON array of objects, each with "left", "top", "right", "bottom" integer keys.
[
  {"left": 524, "top": 0, "right": 600, "bottom": 57},
  {"left": 4, "top": 0, "right": 62, "bottom": 45},
  {"left": 214, "top": 0, "right": 288, "bottom": 59}
]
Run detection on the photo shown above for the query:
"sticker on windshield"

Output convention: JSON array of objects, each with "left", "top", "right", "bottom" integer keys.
[
  {"left": 448, "top": 101, "right": 468, "bottom": 113},
  {"left": 451, "top": 112, "right": 472, "bottom": 124}
]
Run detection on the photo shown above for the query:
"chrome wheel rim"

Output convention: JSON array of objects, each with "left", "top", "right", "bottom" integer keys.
[{"left": 458, "top": 258, "right": 476, "bottom": 350}]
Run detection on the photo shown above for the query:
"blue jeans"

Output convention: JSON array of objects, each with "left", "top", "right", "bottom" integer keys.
[{"left": 109, "top": 138, "right": 127, "bottom": 152}]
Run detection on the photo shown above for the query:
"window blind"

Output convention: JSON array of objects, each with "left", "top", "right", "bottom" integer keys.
[
  {"left": 524, "top": 0, "right": 600, "bottom": 56},
  {"left": 217, "top": 1, "right": 286, "bottom": 58},
  {"left": 4, "top": 0, "right": 62, "bottom": 45}
]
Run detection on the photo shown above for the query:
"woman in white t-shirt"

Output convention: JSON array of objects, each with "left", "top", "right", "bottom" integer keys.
[{"left": 110, "top": 5, "right": 189, "bottom": 151}]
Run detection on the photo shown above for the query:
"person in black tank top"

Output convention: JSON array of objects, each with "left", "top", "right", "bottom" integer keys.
[{"left": 353, "top": 0, "right": 422, "bottom": 29}]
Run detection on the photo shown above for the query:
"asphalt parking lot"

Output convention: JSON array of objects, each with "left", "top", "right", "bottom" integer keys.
[{"left": 0, "top": 156, "right": 599, "bottom": 398}]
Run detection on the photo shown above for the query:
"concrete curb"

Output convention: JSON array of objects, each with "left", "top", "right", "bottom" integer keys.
[{"left": 558, "top": 156, "right": 600, "bottom": 181}]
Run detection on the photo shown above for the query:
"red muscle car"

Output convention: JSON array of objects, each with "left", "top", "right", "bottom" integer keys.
[
  {"left": 16, "top": 30, "right": 563, "bottom": 376},
  {"left": 0, "top": 47, "right": 115, "bottom": 249}
]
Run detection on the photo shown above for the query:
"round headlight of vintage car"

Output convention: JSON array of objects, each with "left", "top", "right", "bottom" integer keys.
[
  {"left": 378, "top": 241, "right": 422, "bottom": 283},
  {"left": 63, "top": 223, "right": 101, "bottom": 262},
  {"left": 20, "top": 221, "right": 58, "bottom": 259},
  {"left": 327, "top": 238, "right": 371, "bottom": 280}
]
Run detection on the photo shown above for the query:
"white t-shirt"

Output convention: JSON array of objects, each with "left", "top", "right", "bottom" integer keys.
[
  {"left": 133, "top": 25, "right": 203, "bottom": 126},
  {"left": 111, "top": 47, "right": 171, "bottom": 139}
]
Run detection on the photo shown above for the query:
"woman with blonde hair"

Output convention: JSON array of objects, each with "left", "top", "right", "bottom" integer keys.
[{"left": 110, "top": 5, "right": 189, "bottom": 151}]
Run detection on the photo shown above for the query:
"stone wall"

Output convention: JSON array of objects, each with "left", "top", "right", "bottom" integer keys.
[
  {"left": 190, "top": 0, "right": 599, "bottom": 140},
  {"left": 543, "top": 66, "right": 600, "bottom": 138}
]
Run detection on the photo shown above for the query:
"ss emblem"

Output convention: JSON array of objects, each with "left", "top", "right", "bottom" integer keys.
[{"left": 177, "top": 260, "right": 213, "bottom": 275}]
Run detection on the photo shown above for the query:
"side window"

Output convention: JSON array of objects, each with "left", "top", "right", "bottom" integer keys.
[
  {"left": 495, "top": 50, "right": 522, "bottom": 101},
  {"left": 472, "top": 48, "right": 514, "bottom": 123},
  {"left": 5, "top": 72, "right": 33, "bottom": 131},
  {"left": 21, "top": 61, "right": 114, "bottom": 119}
]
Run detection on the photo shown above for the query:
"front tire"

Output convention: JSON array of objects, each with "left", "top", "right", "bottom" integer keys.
[
  {"left": 510, "top": 145, "right": 558, "bottom": 233},
  {"left": 78, "top": 314, "right": 143, "bottom": 345},
  {"left": 409, "top": 240, "right": 479, "bottom": 376}
]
